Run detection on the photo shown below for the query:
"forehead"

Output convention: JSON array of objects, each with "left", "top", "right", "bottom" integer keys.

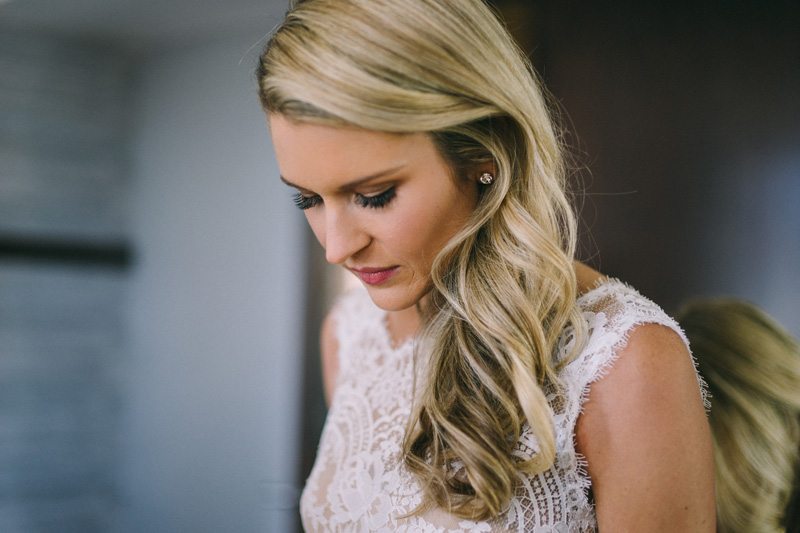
[{"left": 268, "top": 114, "right": 444, "bottom": 190}]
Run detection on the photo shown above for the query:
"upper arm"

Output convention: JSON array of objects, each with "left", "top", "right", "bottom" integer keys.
[
  {"left": 575, "top": 323, "right": 716, "bottom": 532},
  {"left": 320, "top": 310, "right": 340, "bottom": 408}
]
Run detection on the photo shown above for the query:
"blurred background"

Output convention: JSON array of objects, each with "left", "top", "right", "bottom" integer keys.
[{"left": 0, "top": 0, "right": 797, "bottom": 532}]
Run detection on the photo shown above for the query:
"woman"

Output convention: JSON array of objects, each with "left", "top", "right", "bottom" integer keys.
[
  {"left": 679, "top": 300, "right": 800, "bottom": 533},
  {"left": 257, "top": 0, "right": 715, "bottom": 530}
]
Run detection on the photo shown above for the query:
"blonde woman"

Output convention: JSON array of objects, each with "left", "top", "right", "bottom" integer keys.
[
  {"left": 257, "top": 0, "right": 714, "bottom": 530},
  {"left": 679, "top": 300, "right": 800, "bottom": 533}
]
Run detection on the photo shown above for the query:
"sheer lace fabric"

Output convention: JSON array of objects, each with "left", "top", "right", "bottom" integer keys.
[{"left": 299, "top": 279, "right": 707, "bottom": 532}]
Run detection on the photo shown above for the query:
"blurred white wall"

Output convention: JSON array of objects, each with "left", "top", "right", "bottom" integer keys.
[
  {"left": 2, "top": 1, "right": 305, "bottom": 530},
  {"left": 699, "top": 146, "right": 800, "bottom": 337},
  {"left": 121, "top": 35, "right": 304, "bottom": 532},
  {"left": 0, "top": 26, "right": 135, "bottom": 533}
]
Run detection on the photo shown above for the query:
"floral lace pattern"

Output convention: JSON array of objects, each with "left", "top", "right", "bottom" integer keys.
[{"left": 299, "top": 279, "right": 707, "bottom": 532}]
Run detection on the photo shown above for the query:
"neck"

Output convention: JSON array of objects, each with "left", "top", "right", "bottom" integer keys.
[{"left": 386, "top": 293, "right": 431, "bottom": 348}]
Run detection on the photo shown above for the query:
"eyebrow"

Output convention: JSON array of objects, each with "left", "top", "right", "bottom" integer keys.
[{"left": 279, "top": 164, "right": 406, "bottom": 193}]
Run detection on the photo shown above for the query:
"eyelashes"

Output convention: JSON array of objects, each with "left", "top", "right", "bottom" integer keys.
[
  {"left": 355, "top": 187, "right": 396, "bottom": 209},
  {"left": 292, "top": 193, "right": 321, "bottom": 210},
  {"left": 292, "top": 187, "right": 396, "bottom": 211}
]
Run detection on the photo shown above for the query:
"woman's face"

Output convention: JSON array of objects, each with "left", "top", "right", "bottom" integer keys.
[{"left": 269, "top": 114, "right": 480, "bottom": 312}]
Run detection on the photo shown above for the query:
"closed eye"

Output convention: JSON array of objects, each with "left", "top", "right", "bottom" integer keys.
[
  {"left": 355, "top": 187, "right": 396, "bottom": 209},
  {"left": 292, "top": 192, "right": 321, "bottom": 210},
  {"left": 292, "top": 187, "right": 397, "bottom": 210}
]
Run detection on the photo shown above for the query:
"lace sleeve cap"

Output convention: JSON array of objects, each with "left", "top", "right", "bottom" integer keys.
[{"left": 567, "top": 280, "right": 710, "bottom": 412}]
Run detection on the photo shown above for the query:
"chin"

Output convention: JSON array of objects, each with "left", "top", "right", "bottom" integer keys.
[{"left": 363, "top": 285, "right": 423, "bottom": 312}]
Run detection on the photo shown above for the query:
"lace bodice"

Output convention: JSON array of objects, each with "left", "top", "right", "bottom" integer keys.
[{"left": 299, "top": 279, "right": 707, "bottom": 532}]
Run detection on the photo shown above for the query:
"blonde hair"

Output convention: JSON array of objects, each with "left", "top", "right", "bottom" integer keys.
[
  {"left": 679, "top": 300, "right": 800, "bottom": 532},
  {"left": 257, "top": 0, "right": 586, "bottom": 519}
]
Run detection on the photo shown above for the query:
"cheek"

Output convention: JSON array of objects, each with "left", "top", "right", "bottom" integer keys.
[
  {"left": 408, "top": 192, "right": 474, "bottom": 260},
  {"left": 384, "top": 200, "right": 455, "bottom": 262}
]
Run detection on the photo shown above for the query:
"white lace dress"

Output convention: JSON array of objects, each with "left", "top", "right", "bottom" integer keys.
[{"left": 299, "top": 279, "right": 707, "bottom": 532}]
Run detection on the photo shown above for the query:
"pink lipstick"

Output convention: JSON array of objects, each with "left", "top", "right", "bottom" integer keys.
[{"left": 350, "top": 266, "right": 399, "bottom": 286}]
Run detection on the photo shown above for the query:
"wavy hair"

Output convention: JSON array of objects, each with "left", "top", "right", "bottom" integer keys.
[
  {"left": 679, "top": 300, "right": 800, "bottom": 533},
  {"left": 257, "top": 0, "right": 586, "bottom": 519}
]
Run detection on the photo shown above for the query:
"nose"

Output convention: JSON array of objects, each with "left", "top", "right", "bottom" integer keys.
[{"left": 321, "top": 206, "right": 370, "bottom": 265}]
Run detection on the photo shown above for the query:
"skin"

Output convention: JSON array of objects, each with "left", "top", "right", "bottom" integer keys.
[
  {"left": 576, "top": 323, "right": 717, "bottom": 531},
  {"left": 269, "top": 114, "right": 715, "bottom": 530},
  {"left": 269, "top": 113, "right": 481, "bottom": 316}
]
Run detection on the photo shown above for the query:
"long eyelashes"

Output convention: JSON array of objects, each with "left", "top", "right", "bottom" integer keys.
[
  {"left": 292, "top": 193, "right": 321, "bottom": 210},
  {"left": 292, "top": 187, "right": 396, "bottom": 211},
  {"left": 355, "top": 187, "right": 396, "bottom": 209}
]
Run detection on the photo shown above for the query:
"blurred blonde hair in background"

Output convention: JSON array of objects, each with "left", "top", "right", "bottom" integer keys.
[{"left": 679, "top": 300, "right": 800, "bottom": 533}]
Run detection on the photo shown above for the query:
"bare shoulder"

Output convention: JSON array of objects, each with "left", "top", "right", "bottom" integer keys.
[
  {"left": 575, "top": 323, "right": 716, "bottom": 531},
  {"left": 574, "top": 261, "right": 606, "bottom": 295},
  {"left": 320, "top": 309, "right": 340, "bottom": 408}
]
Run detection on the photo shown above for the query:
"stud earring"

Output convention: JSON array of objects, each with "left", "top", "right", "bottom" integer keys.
[{"left": 478, "top": 172, "right": 494, "bottom": 185}]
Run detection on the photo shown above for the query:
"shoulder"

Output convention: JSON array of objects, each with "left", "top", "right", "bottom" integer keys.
[
  {"left": 571, "top": 279, "right": 710, "bottom": 441},
  {"left": 572, "top": 265, "right": 693, "bottom": 356},
  {"left": 320, "top": 308, "right": 339, "bottom": 408},
  {"left": 573, "top": 285, "right": 716, "bottom": 531},
  {"left": 576, "top": 322, "right": 707, "bottom": 440},
  {"left": 324, "top": 287, "right": 378, "bottom": 349},
  {"left": 319, "top": 288, "right": 378, "bottom": 406},
  {"left": 571, "top": 279, "right": 698, "bottom": 381},
  {"left": 557, "top": 277, "right": 710, "bottom": 409}
]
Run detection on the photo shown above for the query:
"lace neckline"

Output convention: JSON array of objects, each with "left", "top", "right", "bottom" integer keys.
[{"left": 379, "top": 311, "right": 416, "bottom": 353}]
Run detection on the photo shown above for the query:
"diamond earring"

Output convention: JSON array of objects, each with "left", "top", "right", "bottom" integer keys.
[{"left": 478, "top": 172, "right": 494, "bottom": 185}]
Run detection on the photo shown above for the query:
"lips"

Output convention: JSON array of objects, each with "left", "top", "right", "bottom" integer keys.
[{"left": 349, "top": 266, "right": 399, "bottom": 286}]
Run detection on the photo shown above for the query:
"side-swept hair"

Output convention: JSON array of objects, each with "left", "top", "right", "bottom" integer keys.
[{"left": 258, "top": 0, "right": 586, "bottom": 519}]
